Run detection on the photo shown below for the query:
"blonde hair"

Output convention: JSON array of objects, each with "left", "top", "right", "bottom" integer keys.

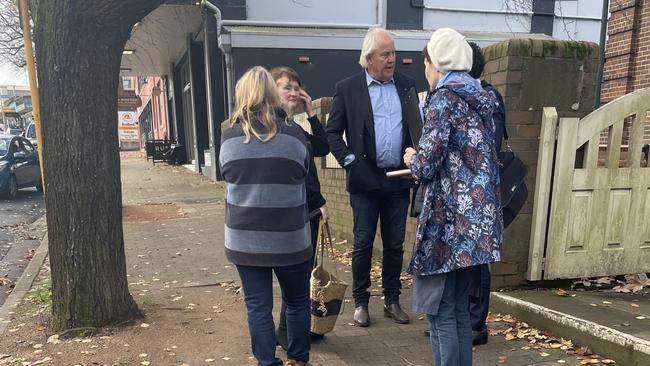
[
  {"left": 230, "top": 66, "right": 283, "bottom": 143},
  {"left": 359, "top": 27, "right": 392, "bottom": 68}
]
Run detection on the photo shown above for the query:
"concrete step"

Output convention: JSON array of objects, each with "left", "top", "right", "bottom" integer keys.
[{"left": 491, "top": 289, "right": 650, "bottom": 366}]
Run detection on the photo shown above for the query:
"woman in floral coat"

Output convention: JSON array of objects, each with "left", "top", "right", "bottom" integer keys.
[{"left": 403, "top": 28, "right": 503, "bottom": 366}]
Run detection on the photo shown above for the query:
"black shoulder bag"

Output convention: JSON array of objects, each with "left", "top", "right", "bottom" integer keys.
[{"left": 498, "top": 129, "right": 528, "bottom": 228}]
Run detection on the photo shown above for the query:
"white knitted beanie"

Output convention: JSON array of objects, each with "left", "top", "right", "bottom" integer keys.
[{"left": 426, "top": 28, "right": 472, "bottom": 73}]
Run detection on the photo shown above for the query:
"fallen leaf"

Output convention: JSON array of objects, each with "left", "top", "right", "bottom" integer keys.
[
  {"left": 580, "top": 359, "right": 600, "bottom": 365},
  {"left": 555, "top": 289, "right": 570, "bottom": 297},
  {"left": 576, "top": 347, "right": 593, "bottom": 356}
]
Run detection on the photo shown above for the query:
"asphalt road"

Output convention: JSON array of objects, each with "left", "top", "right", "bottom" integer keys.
[{"left": 0, "top": 187, "right": 45, "bottom": 306}]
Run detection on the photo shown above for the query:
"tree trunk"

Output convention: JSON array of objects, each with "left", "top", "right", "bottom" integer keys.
[{"left": 33, "top": 0, "right": 163, "bottom": 332}]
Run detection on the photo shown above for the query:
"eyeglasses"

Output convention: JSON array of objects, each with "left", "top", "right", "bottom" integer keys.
[{"left": 377, "top": 51, "right": 396, "bottom": 60}]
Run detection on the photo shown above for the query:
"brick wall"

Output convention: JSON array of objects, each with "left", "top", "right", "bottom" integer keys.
[
  {"left": 481, "top": 39, "right": 598, "bottom": 286},
  {"left": 601, "top": 0, "right": 650, "bottom": 143},
  {"left": 311, "top": 39, "right": 598, "bottom": 288}
]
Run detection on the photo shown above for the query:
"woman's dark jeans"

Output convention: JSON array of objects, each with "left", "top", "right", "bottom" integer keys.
[
  {"left": 237, "top": 260, "right": 311, "bottom": 366},
  {"left": 277, "top": 214, "right": 321, "bottom": 347}
]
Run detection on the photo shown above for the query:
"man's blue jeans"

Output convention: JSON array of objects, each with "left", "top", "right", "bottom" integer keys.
[
  {"left": 237, "top": 260, "right": 311, "bottom": 366},
  {"left": 349, "top": 188, "right": 409, "bottom": 306},
  {"left": 427, "top": 267, "right": 473, "bottom": 366}
]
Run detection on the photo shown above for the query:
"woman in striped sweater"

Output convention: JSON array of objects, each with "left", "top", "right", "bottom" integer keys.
[{"left": 219, "top": 66, "right": 312, "bottom": 366}]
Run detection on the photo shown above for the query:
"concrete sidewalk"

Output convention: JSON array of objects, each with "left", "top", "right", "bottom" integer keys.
[
  {"left": 117, "top": 152, "right": 628, "bottom": 366},
  {"left": 492, "top": 289, "right": 650, "bottom": 366}
]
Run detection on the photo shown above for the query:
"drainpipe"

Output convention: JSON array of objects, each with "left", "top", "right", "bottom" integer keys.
[
  {"left": 594, "top": 0, "right": 609, "bottom": 109},
  {"left": 202, "top": 0, "right": 234, "bottom": 115},
  {"left": 220, "top": 36, "right": 235, "bottom": 116}
]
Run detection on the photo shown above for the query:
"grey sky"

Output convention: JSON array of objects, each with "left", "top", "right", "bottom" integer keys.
[{"left": 0, "top": 63, "right": 28, "bottom": 86}]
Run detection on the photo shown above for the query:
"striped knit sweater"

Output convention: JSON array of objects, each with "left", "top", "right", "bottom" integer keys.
[{"left": 219, "top": 113, "right": 312, "bottom": 267}]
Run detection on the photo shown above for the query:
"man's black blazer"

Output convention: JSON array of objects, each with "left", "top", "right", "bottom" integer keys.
[{"left": 326, "top": 71, "right": 417, "bottom": 194}]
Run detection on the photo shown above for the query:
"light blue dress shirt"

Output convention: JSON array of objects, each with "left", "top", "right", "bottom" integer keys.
[{"left": 343, "top": 71, "right": 404, "bottom": 168}]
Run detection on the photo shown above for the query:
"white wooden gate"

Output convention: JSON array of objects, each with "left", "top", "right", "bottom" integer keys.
[{"left": 528, "top": 88, "right": 650, "bottom": 280}]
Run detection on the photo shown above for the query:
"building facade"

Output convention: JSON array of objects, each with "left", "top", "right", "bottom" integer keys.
[
  {"left": 136, "top": 76, "right": 169, "bottom": 142},
  {"left": 120, "top": 0, "right": 604, "bottom": 179},
  {"left": 601, "top": 0, "right": 650, "bottom": 144},
  {"left": 0, "top": 85, "right": 32, "bottom": 133}
]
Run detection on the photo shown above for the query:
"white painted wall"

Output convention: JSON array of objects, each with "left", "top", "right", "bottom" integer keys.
[
  {"left": 552, "top": 0, "right": 603, "bottom": 43},
  {"left": 421, "top": 0, "right": 603, "bottom": 43},
  {"left": 245, "top": 0, "right": 380, "bottom": 26},
  {"left": 423, "top": 0, "right": 532, "bottom": 33},
  {"left": 242, "top": 0, "right": 603, "bottom": 43}
]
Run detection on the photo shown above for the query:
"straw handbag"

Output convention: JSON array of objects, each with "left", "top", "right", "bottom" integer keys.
[{"left": 310, "top": 220, "right": 348, "bottom": 335}]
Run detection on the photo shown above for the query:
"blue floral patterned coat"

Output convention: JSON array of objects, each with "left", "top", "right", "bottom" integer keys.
[{"left": 407, "top": 72, "right": 503, "bottom": 276}]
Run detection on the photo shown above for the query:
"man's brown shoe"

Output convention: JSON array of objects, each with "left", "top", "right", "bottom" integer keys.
[
  {"left": 384, "top": 303, "right": 410, "bottom": 324},
  {"left": 286, "top": 360, "right": 311, "bottom": 366},
  {"left": 353, "top": 305, "right": 370, "bottom": 327}
]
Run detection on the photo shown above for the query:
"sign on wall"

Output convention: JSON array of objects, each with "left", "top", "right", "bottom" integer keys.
[{"left": 118, "top": 111, "right": 139, "bottom": 141}]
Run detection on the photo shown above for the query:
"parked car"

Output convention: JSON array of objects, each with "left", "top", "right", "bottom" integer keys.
[
  {"left": 0, "top": 134, "right": 42, "bottom": 199},
  {"left": 23, "top": 122, "right": 37, "bottom": 147},
  {"left": 7, "top": 128, "right": 23, "bottom": 136}
]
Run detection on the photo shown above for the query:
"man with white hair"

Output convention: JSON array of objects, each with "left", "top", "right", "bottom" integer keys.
[{"left": 326, "top": 27, "right": 417, "bottom": 327}]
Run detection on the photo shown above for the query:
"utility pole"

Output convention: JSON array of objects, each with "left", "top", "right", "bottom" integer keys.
[
  {"left": 1, "top": 86, "right": 6, "bottom": 129},
  {"left": 18, "top": 0, "right": 45, "bottom": 191}
]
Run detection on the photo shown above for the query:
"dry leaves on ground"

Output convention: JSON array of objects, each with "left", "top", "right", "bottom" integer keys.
[
  {"left": 555, "top": 288, "right": 570, "bottom": 297},
  {"left": 573, "top": 274, "right": 650, "bottom": 294},
  {"left": 613, "top": 274, "right": 650, "bottom": 293},
  {"left": 487, "top": 313, "right": 616, "bottom": 364},
  {"left": 328, "top": 237, "right": 413, "bottom": 286}
]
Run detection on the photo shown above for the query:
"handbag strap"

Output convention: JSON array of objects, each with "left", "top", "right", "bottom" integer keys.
[
  {"left": 313, "top": 220, "right": 340, "bottom": 275},
  {"left": 314, "top": 219, "right": 325, "bottom": 270}
]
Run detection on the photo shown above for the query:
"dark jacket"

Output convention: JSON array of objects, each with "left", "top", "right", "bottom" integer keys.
[
  {"left": 481, "top": 80, "right": 506, "bottom": 152},
  {"left": 299, "top": 115, "right": 329, "bottom": 213},
  {"left": 325, "top": 71, "right": 417, "bottom": 193}
]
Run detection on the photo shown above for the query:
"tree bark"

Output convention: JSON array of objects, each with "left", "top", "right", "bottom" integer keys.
[{"left": 32, "top": 0, "right": 163, "bottom": 332}]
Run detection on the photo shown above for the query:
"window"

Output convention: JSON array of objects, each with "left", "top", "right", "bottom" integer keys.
[
  {"left": 0, "top": 137, "right": 9, "bottom": 156},
  {"left": 26, "top": 123, "right": 36, "bottom": 139},
  {"left": 122, "top": 77, "right": 135, "bottom": 91}
]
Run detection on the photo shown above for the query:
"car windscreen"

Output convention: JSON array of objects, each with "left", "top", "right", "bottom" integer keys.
[
  {"left": 0, "top": 138, "right": 10, "bottom": 156},
  {"left": 26, "top": 124, "right": 36, "bottom": 139}
]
